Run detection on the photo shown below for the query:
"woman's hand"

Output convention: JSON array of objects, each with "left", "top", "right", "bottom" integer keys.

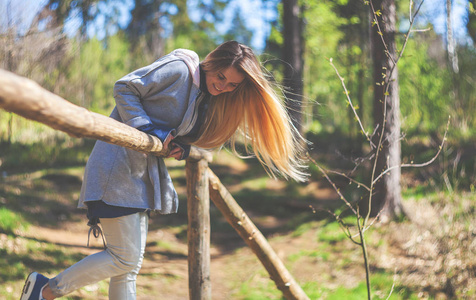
[
  {"left": 167, "top": 143, "right": 185, "bottom": 160},
  {"left": 163, "top": 132, "right": 174, "bottom": 150}
]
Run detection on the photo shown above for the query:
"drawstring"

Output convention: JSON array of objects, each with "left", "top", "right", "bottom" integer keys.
[{"left": 87, "top": 217, "right": 107, "bottom": 249}]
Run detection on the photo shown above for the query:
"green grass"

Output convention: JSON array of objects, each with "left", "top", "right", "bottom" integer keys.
[
  {"left": 325, "top": 272, "right": 418, "bottom": 300},
  {"left": 291, "top": 220, "right": 319, "bottom": 237},
  {"left": 317, "top": 221, "right": 349, "bottom": 243},
  {"left": 288, "top": 249, "right": 330, "bottom": 262},
  {"left": 0, "top": 207, "right": 29, "bottom": 234},
  {"left": 0, "top": 235, "right": 100, "bottom": 299},
  {"left": 232, "top": 273, "right": 283, "bottom": 300},
  {"left": 231, "top": 272, "right": 417, "bottom": 300}
]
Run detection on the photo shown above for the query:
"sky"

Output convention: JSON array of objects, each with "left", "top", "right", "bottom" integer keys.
[
  {"left": 0, "top": 0, "right": 473, "bottom": 51},
  {"left": 0, "top": 0, "right": 274, "bottom": 50},
  {"left": 417, "top": 0, "right": 472, "bottom": 44}
]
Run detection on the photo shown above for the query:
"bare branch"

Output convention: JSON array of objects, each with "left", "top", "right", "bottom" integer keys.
[
  {"left": 386, "top": 268, "right": 398, "bottom": 300},
  {"left": 410, "top": 28, "right": 431, "bottom": 33},
  {"left": 313, "top": 207, "right": 362, "bottom": 245},
  {"left": 307, "top": 154, "right": 359, "bottom": 216},
  {"left": 354, "top": 206, "right": 384, "bottom": 238},
  {"left": 325, "top": 169, "right": 371, "bottom": 192},
  {"left": 328, "top": 58, "right": 376, "bottom": 149},
  {"left": 372, "top": 116, "right": 450, "bottom": 185},
  {"left": 393, "top": 0, "right": 426, "bottom": 67},
  {"left": 369, "top": 0, "right": 397, "bottom": 65}
]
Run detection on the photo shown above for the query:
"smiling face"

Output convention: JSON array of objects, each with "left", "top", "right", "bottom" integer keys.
[{"left": 205, "top": 66, "right": 245, "bottom": 96}]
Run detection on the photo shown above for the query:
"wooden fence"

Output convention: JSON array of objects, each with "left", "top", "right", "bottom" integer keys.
[{"left": 0, "top": 69, "right": 309, "bottom": 300}]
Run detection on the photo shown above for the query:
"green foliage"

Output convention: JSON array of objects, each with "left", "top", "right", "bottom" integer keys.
[
  {"left": 163, "top": 0, "right": 223, "bottom": 58},
  {"left": 66, "top": 34, "right": 131, "bottom": 113},
  {"left": 399, "top": 33, "right": 451, "bottom": 135},
  {"left": 297, "top": 0, "right": 374, "bottom": 137}
]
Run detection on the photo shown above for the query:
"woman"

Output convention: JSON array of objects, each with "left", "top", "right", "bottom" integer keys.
[{"left": 20, "top": 41, "right": 308, "bottom": 300}]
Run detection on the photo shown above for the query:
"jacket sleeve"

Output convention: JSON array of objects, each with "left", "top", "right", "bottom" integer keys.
[{"left": 113, "top": 59, "right": 191, "bottom": 128}]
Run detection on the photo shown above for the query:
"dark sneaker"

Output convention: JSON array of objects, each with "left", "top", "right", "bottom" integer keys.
[{"left": 20, "top": 272, "right": 49, "bottom": 300}]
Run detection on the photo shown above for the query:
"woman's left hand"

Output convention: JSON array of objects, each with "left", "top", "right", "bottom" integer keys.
[{"left": 167, "top": 143, "right": 185, "bottom": 160}]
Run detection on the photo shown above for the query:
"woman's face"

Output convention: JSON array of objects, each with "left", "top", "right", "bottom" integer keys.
[{"left": 205, "top": 66, "right": 245, "bottom": 96}]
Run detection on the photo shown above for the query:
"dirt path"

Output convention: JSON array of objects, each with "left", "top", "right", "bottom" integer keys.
[{"left": 2, "top": 158, "right": 474, "bottom": 299}]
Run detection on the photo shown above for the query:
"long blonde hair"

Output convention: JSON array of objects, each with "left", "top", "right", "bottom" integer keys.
[{"left": 194, "top": 41, "right": 308, "bottom": 182}]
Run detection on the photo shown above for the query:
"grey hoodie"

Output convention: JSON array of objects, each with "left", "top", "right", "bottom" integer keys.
[{"left": 78, "top": 49, "right": 204, "bottom": 214}]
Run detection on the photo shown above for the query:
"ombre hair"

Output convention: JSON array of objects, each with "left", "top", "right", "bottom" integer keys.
[{"left": 194, "top": 41, "right": 308, "bottom": 182}]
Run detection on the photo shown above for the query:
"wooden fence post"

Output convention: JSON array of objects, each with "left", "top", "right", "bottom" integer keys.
[{"left": 186, "top": 157, "right": 211, "bottom": 300}]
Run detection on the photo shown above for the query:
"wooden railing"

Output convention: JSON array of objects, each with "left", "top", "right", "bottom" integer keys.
[{"left": 0, "top": 69, "right": 309, "bottom": 300}]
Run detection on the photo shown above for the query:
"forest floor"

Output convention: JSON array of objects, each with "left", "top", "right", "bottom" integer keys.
[{"left": 0, "top": 144, "right": 475, "bottom": 300}]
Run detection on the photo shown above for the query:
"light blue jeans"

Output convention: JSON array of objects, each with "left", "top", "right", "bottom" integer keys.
[{"left": 48, "top": 212, "right": 148, "bottom": 299}]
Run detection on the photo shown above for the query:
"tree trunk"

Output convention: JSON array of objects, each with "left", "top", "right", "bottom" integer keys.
[
  {"left": 282, "top": 0, "right": 304, "bottom": 134},
  {"left": 370, "top": 0, "right": 404, "bottom": 221},
  {"left": 446, "top": 0, "right": 459, "bottom": 73},
  {"left": 128, "top": 0, "right": 165, "bottom": 61}
]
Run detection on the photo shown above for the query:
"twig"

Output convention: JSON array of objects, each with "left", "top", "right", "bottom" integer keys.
[
  {"left": 369, "top": 0, "right": 397, "bottom": 65},
  {"left": 386, "top": 268, "right": 398, "bottom": 300},
  {"left": 356, "top": 210, "right": 372, "bottom": 300},
  {"left": 307, "top": 154, "right": 358, "bottom": 216},
  {"left": 325, "top": 169, "right": 371, "bottom": 192},
  {"left": 314, "top": 207, "right": 362, "bottom": 245},
  {"left": 395, "top": 0, "right": 425, "bottom": 64},
  {"left": 328, "top": 58, "right": 376, "bottom": 149},
  {"left": 372, "top": 116, "right": 450, "bottom": 185},
  {"left": 410, "top": 28, "right": 431, "bottom": 33},
  {"left": 353, "top": 207, "right": 384, "bottom": 238}
]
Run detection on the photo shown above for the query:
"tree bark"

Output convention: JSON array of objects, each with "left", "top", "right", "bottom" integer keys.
[
  {"left": 282, "top": 0, "right": 304, "bottom": 134},
  {"left": 208, "top": 169, "right": 309, "bottom": 300},
  {"left": 370, "top": 0, "right": 404, "bottom": 220}
]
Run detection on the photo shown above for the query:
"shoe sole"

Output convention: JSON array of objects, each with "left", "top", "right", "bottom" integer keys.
[{"left": 20, "top": 272, "right": 37, "bottom": 300}]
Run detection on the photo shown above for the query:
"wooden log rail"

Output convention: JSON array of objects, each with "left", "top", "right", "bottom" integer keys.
[
  {"left": 208, "top": 169, "right": 309, "bottom": 300},
  {"left": 0, "top": 69, "right": 309, "bottom": 300}
]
